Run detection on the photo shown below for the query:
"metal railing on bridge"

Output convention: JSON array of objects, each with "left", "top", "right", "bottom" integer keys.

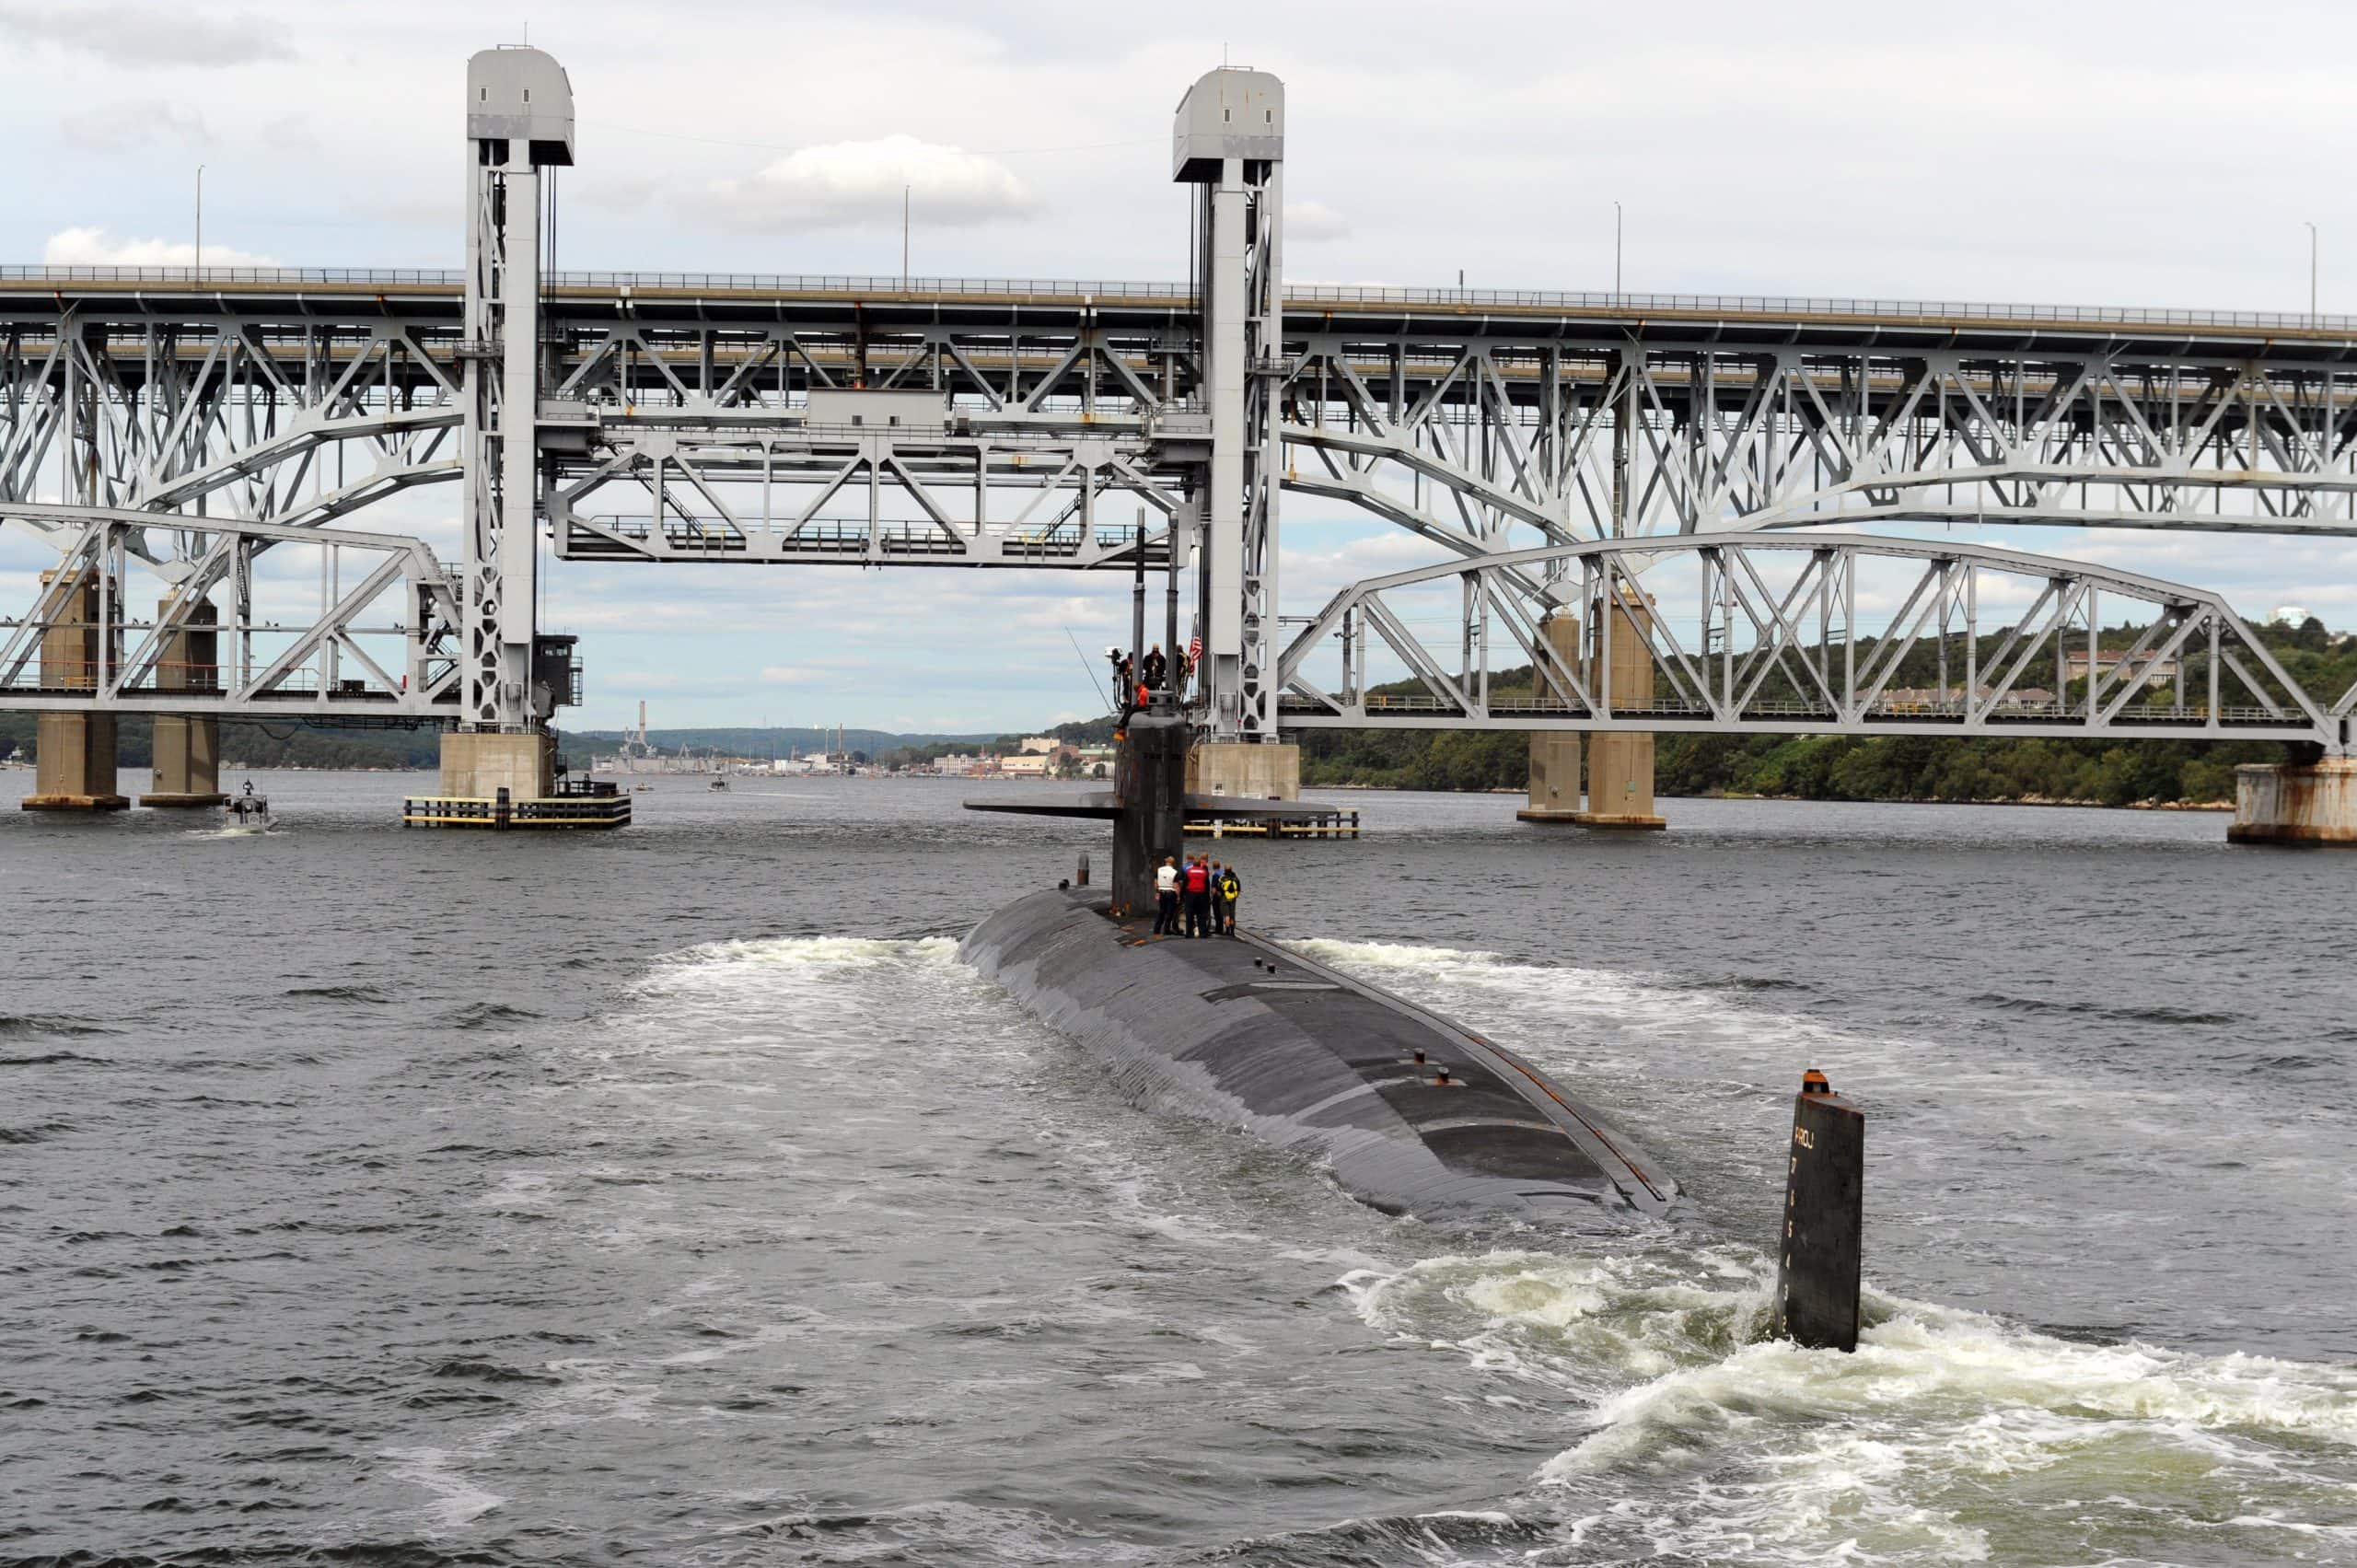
[
  {"left": 9, "top": 265, "right": 2353, "bottom": 335},
  {"left": 1317, "top": 691, "right": 2305, "bottom": 730}
]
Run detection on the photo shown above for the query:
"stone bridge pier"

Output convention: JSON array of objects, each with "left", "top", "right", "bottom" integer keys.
[
  {"left": 141, "top": 594, "right": 226, "bottom": 808},
  {"left": 22, "top": 573, "right": 125, "bottom": 812}
]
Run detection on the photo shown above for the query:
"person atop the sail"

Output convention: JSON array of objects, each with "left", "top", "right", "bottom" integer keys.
[{"left": 1109, "top": 647, "right": 1137, "bottom": 725}]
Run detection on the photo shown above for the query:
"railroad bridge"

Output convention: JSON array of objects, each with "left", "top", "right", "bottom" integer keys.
[{"left": 3, "top": 46, "right": 2352, "bottom": 838}]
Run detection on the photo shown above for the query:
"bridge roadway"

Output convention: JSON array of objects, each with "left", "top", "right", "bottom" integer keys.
[
  {"left": 10, "top": 264, "right": 2356, "bottom": 585},
  {"left": 11, "top": 266, "right": 2357, "bottom": 357}
]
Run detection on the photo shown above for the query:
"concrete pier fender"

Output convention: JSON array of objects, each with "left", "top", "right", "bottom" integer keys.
[
  {"left": 1188, "top": 739, "right": 1301, "bottom": 802},
  {"left": 1773, "top": 1068, "right": 1864, "bottom": 1352},
  {"left": 2229, "top": 758, "right": 2357, "bottom": 846},
  {"left": 402, "top": 729, "right": 631, "bottom": 828}
]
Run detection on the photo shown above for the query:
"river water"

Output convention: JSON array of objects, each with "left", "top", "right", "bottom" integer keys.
[{"left": 4, "top": 772, "right": 2353, "bottom": 1565}]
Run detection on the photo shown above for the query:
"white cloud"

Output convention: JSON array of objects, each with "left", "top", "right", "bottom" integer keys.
[
  {"left": 0, "top": 3, "right": 293, "bottom": 66},
  {"left": 41, "top": 226, "right": 278, "bottom": 268},
  {"left": 260, "top": 113, "right": 318, "bottom": 154},
  {"left": 758, "top": 665, "right": 809, "bottom": 684},
  {"left": 58, "top": 100, "right": 208, "bottom": 153},
  {"left": 575, "top": 174, "right": 659, "bottom": 216},
  {"left": 1011, "top": 594, "right": 1117, "bottom": 631},
  {"left": 704, "top": 135, "right": 1038, "bottom": 233},
  {"left": 1288, "top": 200, "right": 1350, "bottom": 242}
]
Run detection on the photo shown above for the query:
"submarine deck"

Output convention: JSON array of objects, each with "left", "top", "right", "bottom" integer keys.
[{"left": 961, "top": 888, "right": 1677, "bottom": 1223}]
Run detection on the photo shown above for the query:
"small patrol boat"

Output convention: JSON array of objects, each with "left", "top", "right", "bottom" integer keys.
[{"left": 223, "top": 784, "right": 274, "bottom": 831}]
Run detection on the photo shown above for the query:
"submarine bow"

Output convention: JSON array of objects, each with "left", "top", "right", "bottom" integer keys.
[{"left": 962, "top": 888, "right": 1676, "bottom": 1222}]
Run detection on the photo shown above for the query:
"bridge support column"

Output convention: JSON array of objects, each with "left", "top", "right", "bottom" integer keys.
[
  {"left": 23, "top": 572, "right": 126, "bottom": 813},
  {"left": 438, "top": 730, "right": 554, "bottom": 800},
  {"left": 402, "top": 730, "right": 627, "bottom": 828},
  {"left": 1517, "top": 613, "right": 1583, "bottom": 823},
  {"left": 1575, "top": 592, "right": 1666, "bottom": 830},
  {"left": 2228, "top": 759, "right": 2357, "bottom": 846},
  {"left": 142, "top": 595, "right": 226, "bottom": 807},
  {"left": 400, "top": 52, "right": 617, "bottom": 833}
]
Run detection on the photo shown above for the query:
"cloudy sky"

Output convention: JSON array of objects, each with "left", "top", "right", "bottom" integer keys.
[{"left": 3, "top": 0, "right": 2352, "bottom": 733}]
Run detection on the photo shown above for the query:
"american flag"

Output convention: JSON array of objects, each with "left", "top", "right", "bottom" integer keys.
[{"left": 1187, "top": 633, "right": 1202, "bottom": 663}]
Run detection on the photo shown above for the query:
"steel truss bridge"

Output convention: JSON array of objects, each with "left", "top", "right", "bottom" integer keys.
[
  {"left": 1277, "top": 533, "right": 2348, "bottom": 745},
  {"left": 2, "top": 47, "right": 2354, "bottom": 749}
]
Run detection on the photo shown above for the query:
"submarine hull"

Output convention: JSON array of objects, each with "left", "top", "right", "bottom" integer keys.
[{"left": 962, "top": 889, "right": 1677, "bottom": 1223}]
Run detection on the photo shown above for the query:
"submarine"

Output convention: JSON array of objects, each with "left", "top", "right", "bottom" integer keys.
[
  {"left": 958, "top": 517, "right": 1860, "bottom": 1332},
  {"left": 965, "top": 698, "right": 1866, "bottom": 1346},
  {"left": 965, "top": 707, "right": 1677, "bottom": 1224}
]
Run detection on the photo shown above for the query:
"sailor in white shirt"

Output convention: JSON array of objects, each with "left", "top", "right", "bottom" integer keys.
[{"left": 1152, "top": 855, "right": 1181, "bottom": 935}]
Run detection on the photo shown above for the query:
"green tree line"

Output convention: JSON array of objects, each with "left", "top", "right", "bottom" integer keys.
[{"left": 0, "top": 714, "right": 447, "bottom": 771}]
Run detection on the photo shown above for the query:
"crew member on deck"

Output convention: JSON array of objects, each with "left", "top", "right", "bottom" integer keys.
[
  {"left": 1213, "top": 862, "right": 1240, "bottom": 936},
  {"left": 1183, "top": 854, "right": 1213, "bottom": 939},
  {"left": 1142, "top": 645, "right": 1168, "bottom": 695},
  {"left": 1153, "top": 855, "right": 1181, "bottom": 935}
]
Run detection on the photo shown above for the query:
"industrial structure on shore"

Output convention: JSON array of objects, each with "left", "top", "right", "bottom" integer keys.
[{"left": 4, "top": 48, "right": 2355, "bottom": 840}]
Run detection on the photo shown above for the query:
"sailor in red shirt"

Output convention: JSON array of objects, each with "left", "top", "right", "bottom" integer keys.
[{"left": 1182, "top": 854, "right": 1213, "bottom": 939}]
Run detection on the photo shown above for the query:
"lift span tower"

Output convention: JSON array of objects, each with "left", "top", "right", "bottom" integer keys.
[{"left": 6, "top": 48, "right": 2357, "bottom": 841}]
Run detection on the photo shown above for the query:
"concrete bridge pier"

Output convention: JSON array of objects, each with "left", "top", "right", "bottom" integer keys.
[
  {"left": 2229, "top": 758, "right": 2357, "bottom": 846},
  {"left": 1517, "top": 613, "right": 1584, "bottom": 823},
  {"left": 1189, "top": 740, "right": 1300, "bottom": 801},
  {"left": 435, "top": 730, "right": 556, "bottom": 801},
  {"left": 22, "top": 572, "right": 127, "bottom": 812},
  {"left": 1575, "top": 591, "right": 1666, "bottom": 830},
  {"left": 401, "top": 729, "right": 630, "bottom": 828},
  {"left": 141, "top": 595, "right": 226, "bottom": 808}
]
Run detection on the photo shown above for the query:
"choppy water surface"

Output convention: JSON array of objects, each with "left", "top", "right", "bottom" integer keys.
[{"left": 4, "top": 772, "right": 2353, "bottom": 1565}]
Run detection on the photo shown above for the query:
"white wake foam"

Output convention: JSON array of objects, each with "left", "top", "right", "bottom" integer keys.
[
  {"left": 380, "top": 1445, "right": 505, "bottom": 1529},
  {"left": 1285, "top": 936, "right": 1866, "bottom": 1072},
  {"left": 630, "top": 934, "right": 962, "bottom": 1010},
  {"left": 656, "top": 933, "right": 959, "bottom": 977},
  {"left": 1341, "top": 1247, "right": 2357, "bottom": 1564}
]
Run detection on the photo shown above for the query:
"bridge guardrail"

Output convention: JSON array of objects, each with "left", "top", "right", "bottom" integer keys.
[
  {"left": 6, "top": 267, "right": 2352, "bottom": 335},
  {"left": 1297, "top": 693, "right": 2297, "bottom": 726}
]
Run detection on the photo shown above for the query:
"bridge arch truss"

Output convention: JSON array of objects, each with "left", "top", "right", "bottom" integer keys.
[{"left": 1276, "top": 532, "right": 2357, "bottom": 750}]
